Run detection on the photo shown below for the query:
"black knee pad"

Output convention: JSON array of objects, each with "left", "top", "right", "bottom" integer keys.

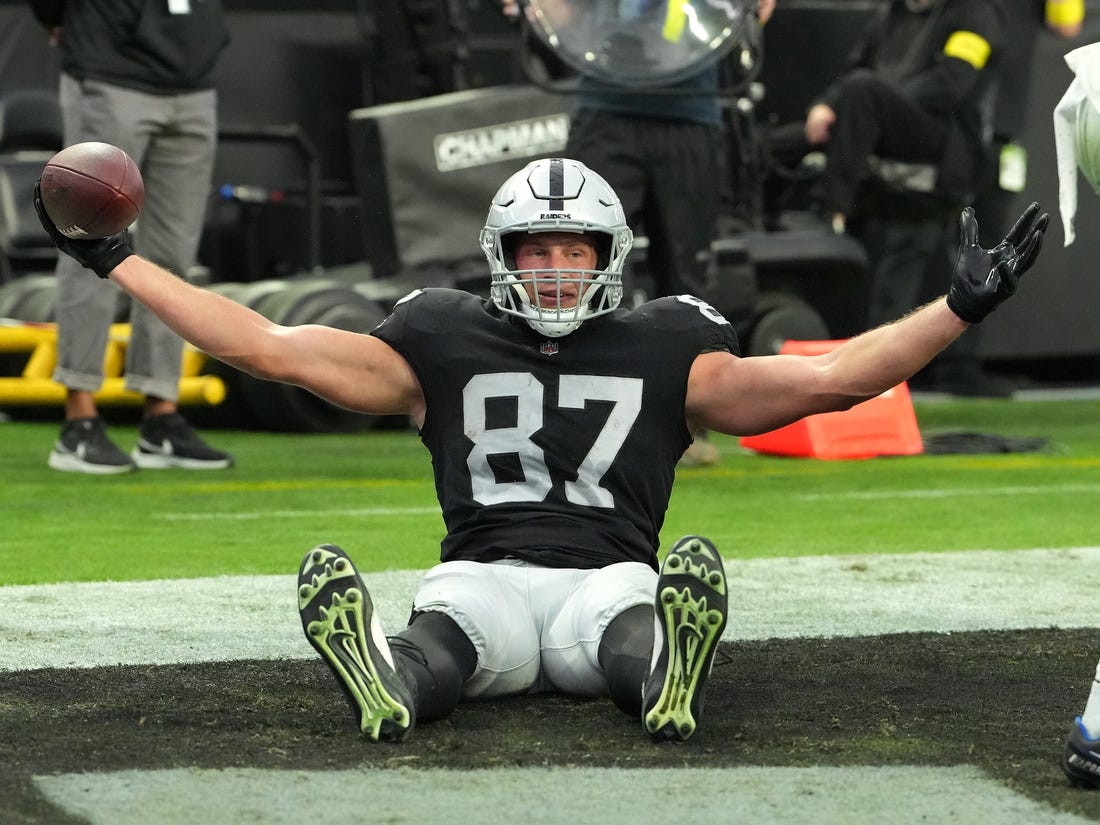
[
  {"left": 599, "top": 604, "right": 653, "bottom": 718},
  {"left": 390, "top": 611, "right": 477, "bottom": 722}
]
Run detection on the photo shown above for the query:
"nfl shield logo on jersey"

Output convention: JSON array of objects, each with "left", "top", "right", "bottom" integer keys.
[{"left": 540, "top": 341, "right": 559, "bottom": 356}]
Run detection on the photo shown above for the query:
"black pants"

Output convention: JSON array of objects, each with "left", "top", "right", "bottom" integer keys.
[
  {"left": 769, "top": 69, "right": 949, "bottom": 218},
  {"left": 969, "top": 136, "right": 1018, "bottom": 238},
  {"left": 565, "top": 108, "right": 723, "bottom": 299},
  {"left": 860, "top": 213, "right": 949, "bottom": 329},
  {"left": 914, "top": 140, "right": 1012, "bottom": 374}
]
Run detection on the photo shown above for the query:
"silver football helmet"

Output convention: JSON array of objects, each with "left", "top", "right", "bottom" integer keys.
[{"left": 480, "top": 157, "right": 634, "bottom": 337}]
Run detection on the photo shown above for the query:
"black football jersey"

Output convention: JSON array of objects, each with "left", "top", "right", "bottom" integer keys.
[{"left": 371, "top": 289, "right": 738, "bottom": 570}]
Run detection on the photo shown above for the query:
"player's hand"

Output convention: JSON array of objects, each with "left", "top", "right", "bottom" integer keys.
[
  {"left": 946, "top": 201, "right": 1047, "bottom": 324},
  {"left": 34, "top": 180, "right": 134, "bottom": 279}
]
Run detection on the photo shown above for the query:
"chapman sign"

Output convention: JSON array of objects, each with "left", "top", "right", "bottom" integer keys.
[{"left": 433, "top": 113, "right": 570, "bottom": 172}]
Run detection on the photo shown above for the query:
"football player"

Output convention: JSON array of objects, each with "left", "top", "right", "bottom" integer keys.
[{"left": 34, "top": 157, "right": 1046, "bottom": 742}]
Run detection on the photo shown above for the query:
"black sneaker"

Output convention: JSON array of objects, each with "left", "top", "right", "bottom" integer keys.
[
  {"left": 1063, "top": 716, "right": 1100, "bottom": 788},
  {"left": 642, "top": 535, "right": 728, "bottom": 741},
  {"left": 48, "top": 417, "right": 136, "bottom": 474},
  {"left": 131, "top": 412, "right": 233, "bottom": 469},
  {"left": 298, "top": 544, "right": 416, "bottom": 742}
]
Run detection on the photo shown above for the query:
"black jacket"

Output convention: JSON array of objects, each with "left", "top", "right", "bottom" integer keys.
[{"left": 29, "top": 0, "right": 229, "bottom": 94}]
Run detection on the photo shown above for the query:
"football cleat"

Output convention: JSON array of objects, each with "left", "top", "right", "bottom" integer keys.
[
  {"left": 642, "top": 534, "right": 728, "bottom": 741},
  {"left": 298, "top": 544, "right": 415, "bottom": 742},
  {"left": 1062, "top": 716, "right": 1100, "bottom": 789}
]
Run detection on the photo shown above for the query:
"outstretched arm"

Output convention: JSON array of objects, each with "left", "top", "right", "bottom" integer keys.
[
  {"left": 111, "top": 257, "right": 424, "bottom": 419},
  {"left": 34, "top": 186, "right": 425, "bottom": 421},
  {"left": 686, "top": 203, "right": 1047, "bottom": 436}
]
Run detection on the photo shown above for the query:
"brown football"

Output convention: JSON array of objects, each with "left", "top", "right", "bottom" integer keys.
[{"left": 39, "top": 142, "right": 144, "bottom": 239}]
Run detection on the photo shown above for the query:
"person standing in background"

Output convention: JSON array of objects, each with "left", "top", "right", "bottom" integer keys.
[
  {"left": 29, "top": 0, "right": 233, "bottom": 473},
  {"left": 762, "top": 0, "right": 1003, "bottom": 376},
  {"left": 920, "top": 0, "right": 1083, "bottom": 396}
]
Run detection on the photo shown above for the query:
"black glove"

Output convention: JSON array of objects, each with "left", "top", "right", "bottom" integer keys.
[
  {"left": 946, "top": 201, "right": 1047, "bottom": 324},
  {"left": 33, "top": 180, "right": 135, "bottom": 279}
]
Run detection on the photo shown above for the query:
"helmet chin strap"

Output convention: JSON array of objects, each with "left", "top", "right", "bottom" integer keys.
[
  {"left": 509, "top": 281, "right": 587, "bottom": 338},
  {"left": 529, "top": 317, "right": 583, "bottom": 338}
]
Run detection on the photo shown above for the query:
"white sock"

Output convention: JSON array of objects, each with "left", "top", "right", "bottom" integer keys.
[{"left": 1079, "top": 659, "right": 1100, "bottom": 738}]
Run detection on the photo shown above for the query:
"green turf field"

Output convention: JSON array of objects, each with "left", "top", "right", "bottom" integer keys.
[
  {"left": 3, "top": 397, "right": 1099, "bottom": 585},
  {"left": 4, "top": 396, "right": 1100, "bottom": 823}
]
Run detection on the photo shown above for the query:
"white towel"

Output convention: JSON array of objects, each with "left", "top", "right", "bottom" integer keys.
[{"left": 1054, "top": 42, "right": 1100, "bottom": 246}]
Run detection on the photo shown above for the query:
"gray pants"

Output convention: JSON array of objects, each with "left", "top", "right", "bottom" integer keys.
[{"left": 52, "top": 74, "right": 217, "bottom": 401}]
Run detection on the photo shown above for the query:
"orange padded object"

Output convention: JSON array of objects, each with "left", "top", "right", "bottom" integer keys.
[{"left": 738, "top": 339, "right": 923, "bottom": 460}]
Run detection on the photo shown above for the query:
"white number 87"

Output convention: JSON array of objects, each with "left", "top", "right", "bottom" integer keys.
[{"left": 463, "top": 372, "right": 643, "bottom": 508}]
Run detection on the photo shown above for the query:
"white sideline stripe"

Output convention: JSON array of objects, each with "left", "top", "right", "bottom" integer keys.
[
  {"left": 2, "top": 547, "right": 1099, "bottom": 672},
  {"left": 34, "top": 766, "right": 1096, "bottom": 825},
  {"left": 161, "top": 506, "right": 440, "bottom": 521},
  {"left": 797, "top": 483, "right": 1100, "bottom": 501},
  {"left": 154, "top": 484, "right": 1100, "bottom": 520}
]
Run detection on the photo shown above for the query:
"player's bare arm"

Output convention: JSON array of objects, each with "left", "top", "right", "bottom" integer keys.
[
  {"left": 685, "top": 298, "right": 965, "bottom": 436},
  {"left": 30, "top": 175, "right": 424, "bottom": 419},
  {"left": 686, "top": 203, "right": 1047, "bottom": 437},
  {"left": 107, "top": 255, "right": 425, "bottom": 420}
]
